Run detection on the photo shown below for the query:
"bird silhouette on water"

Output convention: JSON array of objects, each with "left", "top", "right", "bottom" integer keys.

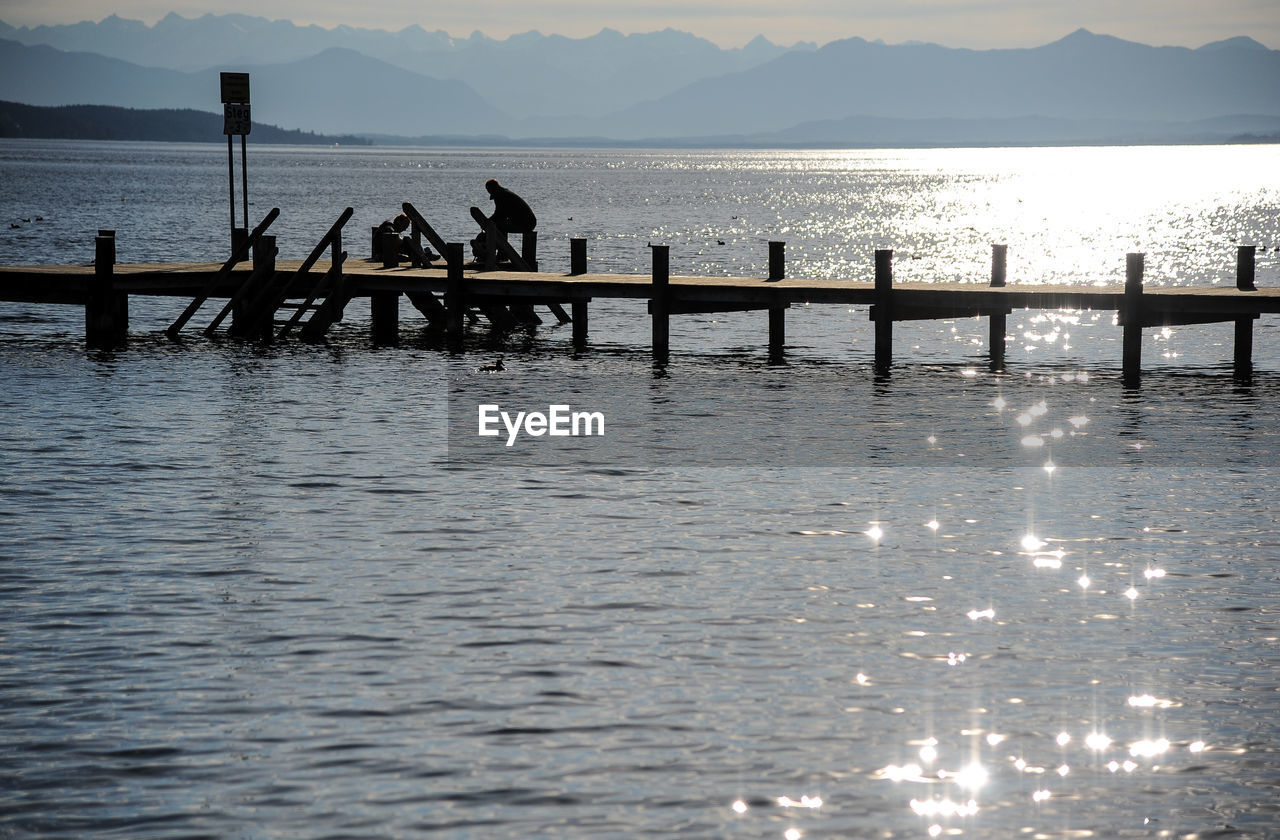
[{"left": 479, "top": 356, "right": 505, "bottom": 373}]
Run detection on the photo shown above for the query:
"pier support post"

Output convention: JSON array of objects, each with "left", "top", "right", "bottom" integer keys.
[
  {"left": 380, "top": 231, "right": 400, "bottom": 268},
  {"left": 254, "top": 235, "right": 276, "bottom": 268},
  {"left": 522, "top": 231, "right": 538, "bottom": 271},
  {"left": 767, "top": 242, "right": 787, "bottom": 361},
  {"left": 572, "top": 300, "right": 589, "bottom": 349},
  {"left": 1235, "top": 316, "right": 1256, "bottom": 380},
  {"left": 769, "top": 305, "right": 786, "bottom": 362},
  {"left": 1237, "top": 245, "right": 1256, "bottom": 291},
  {"left": 445, "top": 242, "right": 465, "bottom": 346},
  {"left": 1122, "top": 252, "right": 1144, "bottom": 388},
  {"left": 1235, "top": 245, "right": 1257, "bottom": 379},
  {"left": 231, "top": 227, "right": 248, "bottom": 264},
  {"left": 371, "top": 292, "right": 400, "bottom": 345},
  {"left": 873, "top": 249, "right": 893, "bottom": 375},
  {"left": 768, "top": 241, "right": 785, "bottom": 281},
  {"left": 86, "top": 230, "right": 127, "bottom": 348},
  {"left": 989, "top": 244, "right": 1008, "bottom": 371},
  {"left": 570, "top": 238, "right": 587, "bottom": 276},
  {"left": 238, "top": 234, "right": 277, "bottom": 339},
  {"left": 651, "top": 245, "right": 670, "bottom": 363}
]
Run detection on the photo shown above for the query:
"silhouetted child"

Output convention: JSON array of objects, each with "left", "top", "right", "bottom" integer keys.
[{"left": 376, "top": 213, "right": 437, "bottom": 267}]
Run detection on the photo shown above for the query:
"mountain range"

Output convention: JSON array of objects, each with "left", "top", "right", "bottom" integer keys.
[{"left": 1, "top": 13, "right": 1277, "bottom": 146}]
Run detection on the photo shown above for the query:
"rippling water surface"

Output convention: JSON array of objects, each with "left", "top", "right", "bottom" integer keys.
[{"left": 2, "top": 141, "right": 1279, "bottom": 839}]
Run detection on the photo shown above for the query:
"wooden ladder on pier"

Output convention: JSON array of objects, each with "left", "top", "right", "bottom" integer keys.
[
  {"left": 397, "top": 202, "right": 518, "bottom": 330},
  {"left": 397, "top": 201, "right": 454, "bottom": 326},
  {"left": 232, "top": 207, "right": 354, "bottom": 341},
  {"left": 466, "top": 205, "right": 571, "bottom": 327},
  {"left": 165, "top": 207, "right": 280, "bottom": 339}
]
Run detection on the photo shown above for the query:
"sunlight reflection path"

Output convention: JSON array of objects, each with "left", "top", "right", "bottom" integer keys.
[{"left": 772, "top": 364, "right": 1224, "bottom": 838}]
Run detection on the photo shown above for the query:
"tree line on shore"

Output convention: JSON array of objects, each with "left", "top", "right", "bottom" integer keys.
[{"left": 0, "top": 101, "right": 369, "bottom": 144}]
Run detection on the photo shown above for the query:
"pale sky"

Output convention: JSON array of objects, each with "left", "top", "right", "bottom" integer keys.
[{"left": 3, "top": 0, "right": 1276, "bottom": 49}]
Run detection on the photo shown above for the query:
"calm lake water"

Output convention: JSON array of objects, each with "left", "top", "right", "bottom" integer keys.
[{"left": 1, "top": 140, "right": 1279, "bottom": 839}]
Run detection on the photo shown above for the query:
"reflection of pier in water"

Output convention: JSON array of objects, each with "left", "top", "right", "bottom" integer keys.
[{"left": 1, "top": 203, "right": 1276, "bottom": 386}]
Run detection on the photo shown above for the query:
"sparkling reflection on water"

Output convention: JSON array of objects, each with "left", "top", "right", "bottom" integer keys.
[{"left": 2, "top": 142, "right": 1279, "bottom": 839}]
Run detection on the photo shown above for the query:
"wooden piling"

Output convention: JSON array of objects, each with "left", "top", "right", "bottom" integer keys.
[
  {"left": 254, "top": 235, "right": 276, "bottom": 269},
  {"left": 445, "top": 242, "right": 465, "bottom": 344},
  {"left": 989, "top": 244, "right": 1008, "bottom": 370},
  {"left": 86, "top": 230, "right": 126, "bottom": 348},
  {"left": 1122, "top": 252, "right": 1145, "bottom": 387},
  {"left": 651, "top": 245, "right": 670, "bottom": 361},
  {"left": 769, "top": 305, "right": 786, "bottom": 361},
  {"left": 873, "top": 249, "right": 893, "bottom": 373},
  {"left": 1237, "top": 245, "right": 1257, "bottom": 291},
  {"left": 1235, "top": 245, "right": 1257, "bottom": 377},
  {"left": 1235, "top": 316, "right": 1255, "bottom": 378},
  {"left": 255, "top": 236, "right": 277, "bottom": 338},
  {"left": 371, "top": 292, "right": 399, "bottom": 344},
  {"left": 522, "top": 231, "right": 538, "bottom": 271},
  {"left": 236, "top": 234, "right": 276, "bottom": 339},
  {"left": 380, "top": 231, "right": 400, "bottom": 269},
  {"left": 768, "top": 241, "right": 785, "bottom": 281},
  {"left": 231, "top": 227, "right": 248, "bottom": 264},
  {"left": 990, "top": 244, "right": 1008, "bottom": 288},
  {"left": 330, "top": 224, "right": 346, "bottom": 325},
  {"left": 570, "top": 238, "right": 587, "bottom": 276},
  {"left": 572, "top": 300, "right": 588, "bottom": 348}
]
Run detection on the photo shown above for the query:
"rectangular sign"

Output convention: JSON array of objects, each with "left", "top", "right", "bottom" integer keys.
[
  {"left": 223, "top": 103, "right": 251, "bottom": 136},
  {"left": 220, "top": 72, "right": 250, "bottom": 104}
]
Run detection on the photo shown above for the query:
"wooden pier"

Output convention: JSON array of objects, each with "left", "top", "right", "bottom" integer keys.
[{"left": 1, "top": 207, "right": 1276, "bottom": 385}]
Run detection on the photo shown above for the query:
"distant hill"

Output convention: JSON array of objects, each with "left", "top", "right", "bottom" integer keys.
[
  {"left": 234, "top": 47, "right": 509, "bottom": 136},
  {"left": 0, "top": 100, "right": 370, "bottom": 143},
  {"left": 0, "top": 39, "right": 203, "bottom": 109},
  {"left": 0, "top": 39, "right": 511, "bottom": 137}
]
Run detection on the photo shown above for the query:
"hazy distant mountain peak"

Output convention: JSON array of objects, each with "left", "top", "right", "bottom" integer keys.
[
  {"left": 1199, "top": 35, "right": 1269, "bottom": 52},
  {"left": 506, "top": 29, "right": 547, "bottom": 45},
  {"left": 820, "top": 35, "right": 871, "bottom": 52},
  {"left": 1049, "top": 27, "right": 1131, "bottom": 47}
]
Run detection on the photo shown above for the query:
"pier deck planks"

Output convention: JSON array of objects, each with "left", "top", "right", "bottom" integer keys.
[{"left": 4, "top": 260, "right": 1279, "bottom": 315}]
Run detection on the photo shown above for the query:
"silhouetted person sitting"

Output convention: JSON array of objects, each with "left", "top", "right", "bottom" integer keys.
[
  {"left": 376, "top": 213, "right": 437, "bottom": 267},
  {"left": 484, "top": 179, "right": 537, "bottom": 234},
  {"left": 471, "top": 179, "right": 537, "bottom": 265}
]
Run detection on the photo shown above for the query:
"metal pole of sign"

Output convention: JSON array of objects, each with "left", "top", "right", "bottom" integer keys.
[
  {"left": 227, "top": 133, "right": 236, "bottom": 243},
  {"left": 240, "top": 133, "right": 248, "bottom": 236}
]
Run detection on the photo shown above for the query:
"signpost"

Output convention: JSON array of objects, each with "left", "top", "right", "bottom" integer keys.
[{"left": 220, "top": 72, "right": 251, "bottom": 258}]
